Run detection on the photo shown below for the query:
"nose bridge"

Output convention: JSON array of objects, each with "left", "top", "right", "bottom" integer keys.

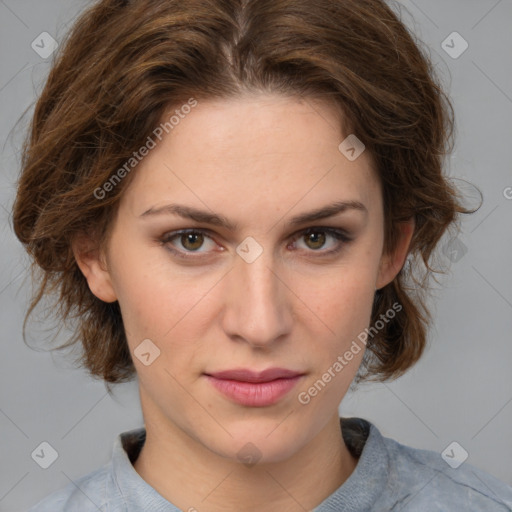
[{"left": 223, "top": 246, "right": 291, "bottom": 345}]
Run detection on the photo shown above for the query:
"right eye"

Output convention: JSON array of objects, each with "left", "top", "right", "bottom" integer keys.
[{"left": 160, "top": 229, "right": 219, "bottom": 259}]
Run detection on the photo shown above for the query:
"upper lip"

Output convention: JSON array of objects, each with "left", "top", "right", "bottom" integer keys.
[{"left": 205, "top": 368, "right": 304, "bottom": 383}]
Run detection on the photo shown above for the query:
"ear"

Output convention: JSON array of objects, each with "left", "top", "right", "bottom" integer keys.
[
  {"left": 375, "top": 217, "right": 415, "bottom": 290},
  {"left": 71, "top": 233, "right": 118, "bottom": 303}
]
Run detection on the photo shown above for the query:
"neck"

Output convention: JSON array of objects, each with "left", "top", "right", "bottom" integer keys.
[{"left": 133, "top": 412, "right": 358, "bottom": 512}]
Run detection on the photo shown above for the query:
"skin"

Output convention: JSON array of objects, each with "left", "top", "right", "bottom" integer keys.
[{"left": 73, "top": 93, "right": 414, "bottom": 512}]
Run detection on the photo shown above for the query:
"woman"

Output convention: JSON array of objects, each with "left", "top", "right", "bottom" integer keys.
[{"left": 13, "top": 0, "right": 512, "bottom": 510}]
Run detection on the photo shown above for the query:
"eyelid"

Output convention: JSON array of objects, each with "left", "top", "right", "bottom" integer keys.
[
  {"left": 160, "top": 226, "right": 353, "bottom": 259},
  {"left": 160, "top": 228, "right": 219, "bottom": 258}
]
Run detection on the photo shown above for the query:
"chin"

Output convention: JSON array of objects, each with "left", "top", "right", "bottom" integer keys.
[{"left": 206, "top": 419, "right": 309, "bottom": 466}]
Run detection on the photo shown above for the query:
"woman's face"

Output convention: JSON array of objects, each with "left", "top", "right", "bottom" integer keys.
[{"left": 78, "top": 94, "right": 412, "bottom": 464}]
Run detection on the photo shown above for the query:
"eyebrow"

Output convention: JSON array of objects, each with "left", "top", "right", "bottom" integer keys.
[{"left": 139, "top": 200, "right": 367, "bottom": 230}]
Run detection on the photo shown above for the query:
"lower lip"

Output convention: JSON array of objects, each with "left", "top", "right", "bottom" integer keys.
[{"left": 205, "top": 375, "right": 303, "bottom": 407}]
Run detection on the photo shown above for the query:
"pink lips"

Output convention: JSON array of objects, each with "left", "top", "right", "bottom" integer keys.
[{"left": 205, "top": 368, "right": 305, "bottom": 407}]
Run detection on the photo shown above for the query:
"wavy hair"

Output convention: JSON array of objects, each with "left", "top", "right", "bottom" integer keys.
[{"left": 12, "top": 0, "right": 476, "bottom": 386}]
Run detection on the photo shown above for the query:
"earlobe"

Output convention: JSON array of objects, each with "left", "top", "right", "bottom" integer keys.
[
  {"left": 376, "top": 218, "right": 415, "bottom": 290},
  {"left": 71, "top": 234, "right": 118, "bottom": 303}
]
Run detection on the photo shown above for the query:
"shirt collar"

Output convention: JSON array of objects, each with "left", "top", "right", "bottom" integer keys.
[
  {"left": 109, "top": 417, "right": 389, "bottom": 511},
  {"left": 110, "top": 427, "right": 181, "bottom": 511},
  {"left": 315, "top": 418, "right": 390, "bottom": 510}
]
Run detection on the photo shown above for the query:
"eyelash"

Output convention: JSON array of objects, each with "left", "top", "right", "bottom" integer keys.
[{"left": 159, "top": 227, "right": 353, "bottom": 260}]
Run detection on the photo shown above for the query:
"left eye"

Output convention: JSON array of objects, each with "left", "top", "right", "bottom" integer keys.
[
  {"left": 294, "top": 228, "right": 350, "bottom": 252},
  {"left": 160, "top": 227, "right": 351, "bottom": 259}
]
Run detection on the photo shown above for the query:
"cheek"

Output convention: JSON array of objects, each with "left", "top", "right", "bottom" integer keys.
[
  {"left": 296, "top": 259, "right": 377, "bottom": 387},
  {"left": 296, "top": 282, "right": 373, "bottom": 408},
  {"left": 108, "top": 234, "right": 166, "bottom": 311},
  {"left": 307, "top": 259, "right": 378, "bottom": 334},
  {"left": 112, "top": 258, "right": 218, "bottom": 357},
  {"left": 320, "top": 285, "right": 374, "bottom": 361},
  {"left": 107, "top": 240, "right": 172, "bottom": 339}
]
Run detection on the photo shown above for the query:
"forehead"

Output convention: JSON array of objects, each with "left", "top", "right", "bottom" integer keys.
[{"left": 120, "top": 94, "right": 380, "bottom": 220}]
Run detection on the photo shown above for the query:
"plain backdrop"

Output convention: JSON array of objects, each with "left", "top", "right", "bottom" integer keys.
[{"left": 0, "top": 0, "right": 511, "bottom": 510}]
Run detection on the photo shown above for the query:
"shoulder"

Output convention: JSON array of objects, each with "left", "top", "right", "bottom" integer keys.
[
  {"left": 27, "top": 427, "right": 147, "bottom": 511},
  {"left": 377, "top": 427, "right": 512, "bottom": 511},
  {"left": 27, "top": 464, "right": 113, "bottom": 512}
]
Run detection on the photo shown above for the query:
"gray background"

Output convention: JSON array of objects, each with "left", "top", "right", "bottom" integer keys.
[{"left": 1, "top": 0, "right": 511, "bottom": 510}]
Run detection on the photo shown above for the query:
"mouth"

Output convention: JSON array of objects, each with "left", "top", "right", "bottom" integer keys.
[{"left": 204, "top": 368, "right": 306, "bottom": 407}]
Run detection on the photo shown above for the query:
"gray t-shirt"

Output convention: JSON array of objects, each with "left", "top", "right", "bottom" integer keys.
[{"left": 28, "top": 417, "right": 512, "bottom": 511}]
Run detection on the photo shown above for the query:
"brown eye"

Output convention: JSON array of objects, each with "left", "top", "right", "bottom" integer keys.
[
  {"left": 303, "top": 231, "right": 327, "bottom": 250},
  {"left": 160, "top": 226, "right": 352, "bottom": 261},
  {"left": 180, "top": 232, "right": 204, "bottom": 251},
  {"left": 292, "top": 227, "right": 352, "bottom": 256},
  {"left": 160, "top": 229, "right": 217, "bottom": 258}
]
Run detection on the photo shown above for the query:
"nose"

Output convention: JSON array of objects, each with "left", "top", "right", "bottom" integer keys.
[{"left": 221, "top": 249, "right": 293, "bottom": 348}]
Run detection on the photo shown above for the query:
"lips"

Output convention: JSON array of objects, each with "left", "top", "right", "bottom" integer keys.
[
  {"left": 206, "top": 367, "right": 303, "bottom": 383},
  {"left": 204, "top": 368, "right": 305, "bottom": 407}
]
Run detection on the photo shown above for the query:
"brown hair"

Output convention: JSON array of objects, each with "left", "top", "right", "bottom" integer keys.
[{"left": 12, "top": 0, "right": 476, "bottom": 386}]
